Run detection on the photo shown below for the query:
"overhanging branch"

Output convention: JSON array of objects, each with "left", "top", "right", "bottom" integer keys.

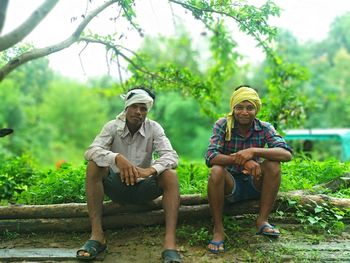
[
  {"left": 0, "top": 0, "right": 59, "bottom": 51},
  {"left": 0, "top": 0, "right": 9, "bottom": 35},
  {"left": 0, "top": 0, "right": 118, "bottom": 82}
]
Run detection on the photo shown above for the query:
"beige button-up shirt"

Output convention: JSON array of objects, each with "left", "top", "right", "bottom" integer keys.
[{"left": 84, "top": 117, "right": 178, "bottom": 175}]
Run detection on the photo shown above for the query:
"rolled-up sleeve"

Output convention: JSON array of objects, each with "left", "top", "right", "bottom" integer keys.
[
  {"left": 152, "top": 122, "right": 178, "bottom": 175},
  {"left": 84, "top": 121, "right": 118, "bottom": 167},
  {"left": 205, "top": 118, "right": 226, "bottom": 167}
]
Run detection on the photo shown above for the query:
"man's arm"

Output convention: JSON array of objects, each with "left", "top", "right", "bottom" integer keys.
[
  {"left": 84, "top": 121, "right": 118, "bottom": 167},
  {"left": 232, "top": 147, "right": 292, "bottom": 166},
  {"left": 151, "top": 122, "right": 179, "bottom": 175}
]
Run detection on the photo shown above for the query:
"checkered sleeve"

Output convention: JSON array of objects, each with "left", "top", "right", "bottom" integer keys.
[
  {"left": 264, "top": 122, "right": 292, "bottom": 153},
  {"left": 205, "top": 118, "right": 227, "bottom": 167}
]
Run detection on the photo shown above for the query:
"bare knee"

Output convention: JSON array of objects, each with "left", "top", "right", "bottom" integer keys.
[
  {"left": 262, "top": 160, "right": 281, "bottom": 178},
  {"left": 86, "top": 161, "right": 108, "bottom": 180},
  {"left": 158, "top": 169, "right": 179, "bottom": 191},
  {"left": 208, "top": 165, "right": 226, "bottom": 185}
]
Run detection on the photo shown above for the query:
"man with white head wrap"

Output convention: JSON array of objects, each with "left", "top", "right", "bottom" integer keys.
[
  {"left": 205, "top": 85, "right": 292, "bottom": 253},
  {"left": 78, "top": 87, "right": 182, "bottom": 263}
]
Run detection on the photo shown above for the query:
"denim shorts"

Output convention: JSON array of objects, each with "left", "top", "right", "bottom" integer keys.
[
  {"left": 225, "top": 173, "right": 261, "bottom": 203},
  {"left": 103, "top": 168, "right": 163, "bottom": 204}
]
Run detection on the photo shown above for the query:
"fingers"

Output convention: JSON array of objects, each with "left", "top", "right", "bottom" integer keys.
[
  {"left": 243, "top": 160, "right": 262, "bottom": 179},
  {"left": 120, "top": 166, "right": 139, "bottom": 186}
]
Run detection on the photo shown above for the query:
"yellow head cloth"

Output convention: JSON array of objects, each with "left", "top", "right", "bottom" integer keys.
[{"left": 225, "top": 86, "right": 262, "bottom": 141}]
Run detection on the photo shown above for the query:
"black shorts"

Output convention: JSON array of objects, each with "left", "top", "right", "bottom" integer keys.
[{"left": 103, "top": 168, "right": 163, "bottom": 204}]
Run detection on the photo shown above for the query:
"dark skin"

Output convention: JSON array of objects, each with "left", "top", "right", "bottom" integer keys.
[
  {"left": 115, "top": 103, "right": 156, "bottom": 186},
  {"left": 79, "top": 102, "right": 180, "bottom": 258},
  {"left": 207, "top": 100, "right": 292, "bottom": 252}
]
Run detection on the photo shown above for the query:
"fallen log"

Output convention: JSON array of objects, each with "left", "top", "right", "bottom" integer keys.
[
  {"left": 1, "top": 192, "right": 349, "bottom": 220},
  {"left": 0, "top": 194, "right": 208, "bottom": 220},
  {"left": 0, "top": 192, "right": 349, "bottom": 232},
  {"left": 0, "top": 200, "right": 262, "bottom": 233}
]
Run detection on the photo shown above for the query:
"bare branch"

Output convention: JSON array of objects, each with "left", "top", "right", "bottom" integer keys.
[
  {"left": 0, "top": 0, "right": 59, "bottom": 51},
  {"left": 78, "top": 37, "right": 190, "bottom": 87},
  {"left": 78, "top": 42, "right": 89, "bottom": 76},
  {"left": 0, "top": 0, "right": 9, "bottom": 35},
  {"left": 78, "top": 36, "right": 154, "bottom": 77},
  {"left": 0, "top": 0, "right": 118, "bottom": 81}
]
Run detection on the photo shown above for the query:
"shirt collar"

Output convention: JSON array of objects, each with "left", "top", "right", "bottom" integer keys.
[
  {"left": 253, "top": 119, "right": 263, "bottom": 131},
  {"left": 232, "top": 119, "right": 262, "bottom": 137},
  {"left": 116, "top": 118, "right": 147, "bottom": 138}
]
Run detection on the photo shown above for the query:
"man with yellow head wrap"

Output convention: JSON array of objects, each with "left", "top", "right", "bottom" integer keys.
[
  {"left": 205, "top": 85, "right": 292, "bottom": 253},
  {"left": 78, "top": 87, "right": 182, "bottom": 263}
]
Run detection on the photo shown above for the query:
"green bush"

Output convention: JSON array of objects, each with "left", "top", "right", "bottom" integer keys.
[
  {"left": 1, "top": 153, "right": 349, "bottom": 205},
  {"left": 281, "top": 157, "right": 350, "bottom": 192},
  {"left": 177, "top": 159, "right": 209, "bottom": 195},
  {"left": 16, "top": 162, "right": 86, "bottom": 205},
  {"left": 0, "top": 153, "right": 38, "bottom": 202}
]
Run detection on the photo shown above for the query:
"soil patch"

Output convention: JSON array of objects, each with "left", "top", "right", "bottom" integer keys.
[{"left": 1, "top": 216, "right": 350, "bottom": 262}]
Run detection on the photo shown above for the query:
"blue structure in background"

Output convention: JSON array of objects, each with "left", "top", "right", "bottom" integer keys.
[{"left": 285, "top": 129, "right": 350, "bottom": 161}]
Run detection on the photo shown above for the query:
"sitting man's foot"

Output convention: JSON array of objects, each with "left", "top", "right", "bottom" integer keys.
[
  {"left": 161, "top": 249, "right": 182, "bottom": 263},
  {"left": 256, "top": 222, "right": 280, "bottom": 238},
  {"left": 76, "top": 239, "right": 107, "bottom": 260},
  {"left": 208, "top": 230, "right": 225, "bottom": 253},
  {"left": 208, "top": 239, "right": 225, "bottom": 253}
]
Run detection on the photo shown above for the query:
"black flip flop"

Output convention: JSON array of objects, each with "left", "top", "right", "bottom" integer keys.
[
  {"left": 162, "top": 249, "right": 182, "bottom": 263},
  {"left": 76, "top": 240, "right": 107, "bottom": 261},
  {"left": 0, "top": 128, "right": 13, "bottom": 137}
]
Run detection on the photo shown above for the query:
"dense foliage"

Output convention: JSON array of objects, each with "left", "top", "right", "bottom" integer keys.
[{"left": 1, "top": 155, "right": 349, "bottom": 205}]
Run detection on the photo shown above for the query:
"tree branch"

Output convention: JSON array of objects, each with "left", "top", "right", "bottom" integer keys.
[
  {"left": 78, "top": 36, "right": 157, "bottom": 78},
  {"left": 0, "top": 0, "right": 118, "bottom": 81},
  {"left": 0, "top": 0, "right": 59, "bottom": 51},
  {"left": 0, "top": 0, "right": 9, "bottom": 35},
  {"left": 168, "top": 0, "right": 278, "bottom": 62}
]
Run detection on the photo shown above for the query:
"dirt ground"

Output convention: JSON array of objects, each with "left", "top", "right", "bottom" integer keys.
[{"left": 1, "top": 216, "right": 350, "bottom": 263}]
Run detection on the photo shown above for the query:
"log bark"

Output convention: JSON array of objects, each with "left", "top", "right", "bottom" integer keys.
[
  {"left": 0, "top": 193, "right": 349, "bottom": 232},
  {"left": 0, "top": 194, "right": 208, "bottom": 219}
]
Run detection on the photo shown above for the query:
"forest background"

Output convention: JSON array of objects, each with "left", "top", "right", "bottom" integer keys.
[
  {"left": 1, "top": 0, "right": 350, "bottom": 166},
  {"left": 1, "top": 4, "right": 350, "bottom": 259}
]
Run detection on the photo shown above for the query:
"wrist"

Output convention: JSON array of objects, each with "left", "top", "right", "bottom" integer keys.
[
  {"left": 115, "top": 153, "right": 119, "bottom": 164},
  {"left": 149, "top": 167, "right": 157, "bottom": 176}
]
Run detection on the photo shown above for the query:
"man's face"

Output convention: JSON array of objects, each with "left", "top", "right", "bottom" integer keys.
[
  {"left": 233, "top": 100, "right": 257, "bottom": 126},
  {"left": 125, "top": 103, "right": 148, "bottom": 126}
]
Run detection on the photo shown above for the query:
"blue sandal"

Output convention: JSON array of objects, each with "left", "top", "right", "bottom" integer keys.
[
  {"left": 208, "top": 240, "right": 225, "bottom": 254},
  {"left": 256, "top": 223, "right": 280, "bottom": 238}
]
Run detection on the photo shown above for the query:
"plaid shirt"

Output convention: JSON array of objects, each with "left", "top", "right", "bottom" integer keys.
[{"left": 205, "top": 117, "right": 292, "bottom": 174}]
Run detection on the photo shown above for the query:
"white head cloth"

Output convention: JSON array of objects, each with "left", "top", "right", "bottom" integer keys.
[{"left": 116, "top": 89, "right": 154, "bottom": 120}]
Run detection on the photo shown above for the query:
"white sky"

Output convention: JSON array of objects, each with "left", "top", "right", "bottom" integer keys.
[{"left": 2, "top": 0, "right": 350, "bottom": 82}]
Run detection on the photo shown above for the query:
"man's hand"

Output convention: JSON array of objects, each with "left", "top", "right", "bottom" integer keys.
[
  {"left": 115, "top": 154, "right": 139, "bottom": 186},
  {"left": 136, "top": 167, "right": 156, "bottom": 178},
  {"left": 231, "top": 148, "right": 255, "bottom": 166},
  {"left": 243, "top": 160, "right": 262, "bottom": 179}
]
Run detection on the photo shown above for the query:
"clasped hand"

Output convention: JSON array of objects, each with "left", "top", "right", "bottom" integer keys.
[
  {"left": 231, "top": 149, "right": 261, "bottom": 179},
  {"left": 115, "top": 154, "right": 152, "bottom": 185}
]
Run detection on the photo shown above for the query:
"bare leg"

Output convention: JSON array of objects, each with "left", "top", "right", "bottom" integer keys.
[
  {"left": 254, "top": 160, "right": 281, "bottom": 234},
  {"left": 158, "top": 169, "right": 180, "bottom": 250},
  {"left": 207, "top": 165, "right": 234, "bottom": 251},
  {"left": 78, "top": 161, "right": 108, "bottom": 257}
]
